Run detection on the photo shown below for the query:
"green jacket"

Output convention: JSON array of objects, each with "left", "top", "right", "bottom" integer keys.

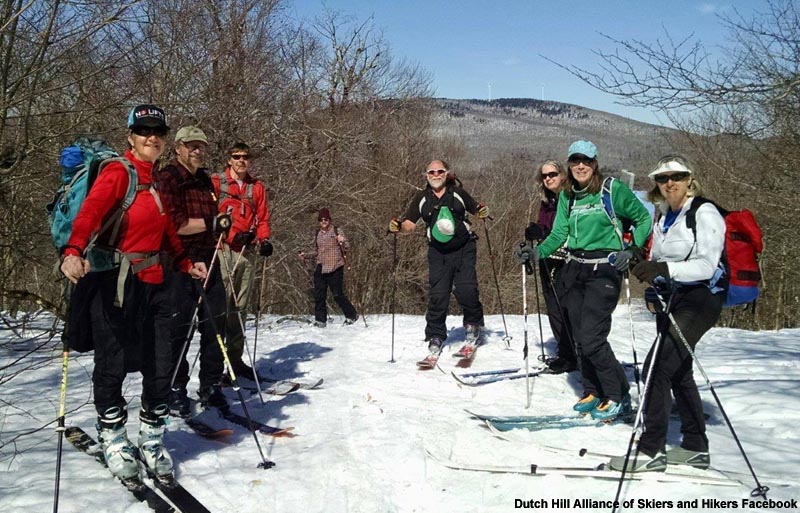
[{"left": 538, "top": 178, "right": 652, "bottom": 259}]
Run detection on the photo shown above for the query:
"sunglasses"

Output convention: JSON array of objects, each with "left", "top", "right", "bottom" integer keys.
[
  {"left": 319, "top": 217, "right": 330, "bottom": 222},
  {"left": 654, "top": 172, "right": 690, "bottom": 184},
  {"left": 541, "top": 172, "right": 560, "bottom": 180},
  {"left": 427, "top": 169, "right": 447, "bottom": 176},
  {"left": 567, "top": 156, "right": 595, "bottom": 166},
  {"left": 230, "top": 154, "right": 250, "bottom": 161},
  {"left": 132, "top": 126, "right": 168, "bottom": 138}
]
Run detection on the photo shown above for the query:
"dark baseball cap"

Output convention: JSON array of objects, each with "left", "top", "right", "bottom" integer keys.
[{"left": 127, "top": 104, "right": 169, "bottom": 130}]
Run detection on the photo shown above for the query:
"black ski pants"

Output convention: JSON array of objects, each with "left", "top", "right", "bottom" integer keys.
[
  {"left": 558, "top": 253, "right": 628, "bottom": 402},
  {"left": 90, "top": 269, "right": 173, "bottom": 415},
  {"left": 314, "top": 264, "right": 358, "bottom": 323},
  {"left": 638, "top": 285, "right": 723, "bottom": 456},
  {"left": 167, "top": 264, "right": 226, "bottom": 391},
  {"left": 425, "top": 239, "right": 484, "bottom": 341},
  {"left": 540, "top": 258, "right": 574, "bottom": 362}
]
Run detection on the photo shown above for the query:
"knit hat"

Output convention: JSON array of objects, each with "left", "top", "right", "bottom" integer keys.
[{"left": 318, "top": 208, "right": 331, "bottom": 221}]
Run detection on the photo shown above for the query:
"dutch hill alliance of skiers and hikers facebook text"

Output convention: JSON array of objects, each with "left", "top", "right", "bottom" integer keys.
[{"left": 514, "top": 497, "right": 798, "bottom": 510}]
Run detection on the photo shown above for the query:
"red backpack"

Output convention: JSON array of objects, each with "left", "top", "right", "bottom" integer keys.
[{"left": 684, "top": 197, "right": 764, "bottom": 307}]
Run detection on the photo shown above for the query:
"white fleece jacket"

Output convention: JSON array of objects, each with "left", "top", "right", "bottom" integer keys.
[{"left": 650, "top": 197, "right": 726, "bottom": 283}]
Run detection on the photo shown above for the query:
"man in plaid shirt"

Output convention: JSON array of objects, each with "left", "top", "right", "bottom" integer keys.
[
  {"left": 299, "top": 208, "right": 358, "bottom": 327},
  {"left": 157, "top": 126, "right": 230, "bottom": 416}
]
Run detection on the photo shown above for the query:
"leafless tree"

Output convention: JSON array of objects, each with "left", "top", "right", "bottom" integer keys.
[{"left": 552, "top": 0, "right": 800, "bottom": 328}]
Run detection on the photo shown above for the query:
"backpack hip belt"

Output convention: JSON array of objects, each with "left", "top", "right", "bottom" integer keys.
[{"left": 112, "top": 250, "right": 160, "bottom": 307}]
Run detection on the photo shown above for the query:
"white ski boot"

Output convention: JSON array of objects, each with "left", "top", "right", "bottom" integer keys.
[
  {"left": 96, "top": 406, "right": 139, "bottom": 480},
  {"left": 138, "top": 403, "right": 174, "bottom": 484}
]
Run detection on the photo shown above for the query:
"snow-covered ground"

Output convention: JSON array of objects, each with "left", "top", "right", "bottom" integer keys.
[{"left": 1, "top": 304, "right": 798, "bottom": 513}]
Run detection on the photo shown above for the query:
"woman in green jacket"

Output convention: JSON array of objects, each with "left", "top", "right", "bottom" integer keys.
[{"left": 519, "top": 140, "right": 652, "bottom": 421}]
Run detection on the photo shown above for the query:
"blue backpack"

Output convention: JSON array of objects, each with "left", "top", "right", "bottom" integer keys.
[{"left": 45, "top": 137, "right": 141, "bottom": 272}]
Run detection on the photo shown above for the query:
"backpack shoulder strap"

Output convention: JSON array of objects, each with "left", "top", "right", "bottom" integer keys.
[
  {"left": 91, "top": 158, "right": 139, "bottom": 248},
  {"left": 601, "top": 177, "right": 623, "bottom": 244},
  {"left": 684, "top": 196, "right": 714, "bottom": 238},
  {"left": 218, "top": 172, "right": 230, "bottom": 198}
]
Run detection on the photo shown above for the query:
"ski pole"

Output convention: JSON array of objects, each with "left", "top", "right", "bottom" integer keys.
[
  {"left": 651, "top": 290, "right": 769, "bottom": 500},
  {"left": 531, "top": 259, "right": 546, "bottom": 362},
  {"left": 520, "top": 243, "right": 532, "bottom": 409},
  {"left": 53, "top": 282, "right": 73, "bottom": 513},
  {"left": 612, "top": 326, "right": 668, "bottom": 513},
  {"left": 170, "top": 233, "right": 225, "bottom": 392},
  {"left": 624, "top": 272, "right": 642, "bottom": 400},
  {"left": 252, "top": 257, "right": 268, "bottom": 378},
  {"left": 539, "top": 258, "right": 580, "bottom": 371},
  {"left": 482, "top": 218, "right": 512, "bottom": 347},
  {"left": 389, "top": 233, "right": 398, "bottom": 363},
  {"left": 194, "top": 281, "right": 275, "bottom": 469},
  {"left": 219, "top": 245, "right": 265, "bottom": 405}
]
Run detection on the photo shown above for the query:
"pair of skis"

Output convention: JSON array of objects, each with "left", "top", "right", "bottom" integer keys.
[
  {"left": 451, "top": 366, "right": 549, "bottom": 386},
  {"left": 416, "top": 343, "right": 478, "bottom": 370},
  {"left": 183, "top": 407, "right": 295, "bottom": 439},
  {"left": 425, "top": 447, "right": 741, "bottom": 487},
  {"left": 466, "top": 409, "right": 632, "bottom": 433},
  {"left": 65, "top": 426, "right": 211, "bottom": 513}
]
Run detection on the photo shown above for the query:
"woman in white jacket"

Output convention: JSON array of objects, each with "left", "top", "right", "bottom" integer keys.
[{"left": 609, "top": 155, "right": 726, "bottom": 473}]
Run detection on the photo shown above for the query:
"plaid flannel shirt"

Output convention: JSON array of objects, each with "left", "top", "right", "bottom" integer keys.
[{"left": 157, "top": 161, "right": 218, "bottom": 263}]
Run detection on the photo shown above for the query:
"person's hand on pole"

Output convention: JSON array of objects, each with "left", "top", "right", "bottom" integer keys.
[{"left": 60, "top": 255, "right": 90, "bottom": 284}]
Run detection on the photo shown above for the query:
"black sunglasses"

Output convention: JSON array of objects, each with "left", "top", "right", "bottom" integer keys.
[
  {"left": 230, "top": 154, "right": 250, "bottom": 161},
  {"left": 132, "top": 126, "right": 168, "bottom": 138},
  {"left": 654, "top": 172, "right": 690, "bottom": 184},
  {"left": 541, "top": 172, "right": 560, "bottom": 180},
  {"left": 567, "top": 155, "right": 595, "bottom": 166}
]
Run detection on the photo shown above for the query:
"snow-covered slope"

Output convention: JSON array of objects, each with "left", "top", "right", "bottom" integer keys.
[{"left": 1, "top": 305, "right": 798, "bottom": 512}]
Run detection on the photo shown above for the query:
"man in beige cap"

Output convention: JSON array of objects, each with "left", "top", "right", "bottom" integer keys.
[{"left": 156, "top": 126, "right": 231, "bottom": 417}]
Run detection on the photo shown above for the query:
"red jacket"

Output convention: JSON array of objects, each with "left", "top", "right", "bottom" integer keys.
[
  {"left": 64, "top": 150, "right": 192, "bottom": 284},
  {"left": 211, "top": 167, "right": 270, "bottom": 251}
]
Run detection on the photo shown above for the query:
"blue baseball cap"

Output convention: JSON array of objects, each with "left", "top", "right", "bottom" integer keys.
[
  {"left": 127, "top": 104, "right": 169, "bottom": 130},
  {"left": 567, "top": 140, "right": 597, "bottom": 160}
]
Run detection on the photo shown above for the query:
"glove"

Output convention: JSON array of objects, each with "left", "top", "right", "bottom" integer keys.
[
  {"left": 259, "top": 240, "right": 274, "bottom": 257},
  {"left": 232, "top": 230, "right": 256, "bottom": 247},
  {"left": 515, "top": 242, "right": 539, "bottom": 265},
  {"left": 477, "top": 203, "right": 489, "bottom": 220},
  {"left": 388, "top": 217, "right": 401, "bottom": 233},
  {"left": 209, "top": 213, "right": 232, "bottom": 235},
  {"left": 525, "top": 222, "right": 546, "bottom": 242},
  {"left": 611, "top": 246, "right": 644, "bottom": 272},
  {"left": 631, "top": 260, "right": 669, "bottom": 284}
]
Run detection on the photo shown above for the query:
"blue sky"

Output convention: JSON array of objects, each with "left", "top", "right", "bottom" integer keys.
[{"left": 287, "top": 1, "right": 761, "bottom": 127}]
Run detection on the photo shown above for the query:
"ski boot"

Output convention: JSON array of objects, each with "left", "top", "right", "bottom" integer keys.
[
  {"left": 591, "top": 393, "right": 633, "bottom": 422},
  {"left": 198, "top": 384, "right": 229, "bottom": 410},
  {"left": 608, "top": 450, "right": 667, "bottom": 473},
  {"left": 417, "top": 337, "right": 443, "bottom": 369},
  {"left": 572, "top": 391, "right": 600, "bottom": 414},
  {"left": 138, "top": 402, "right": 174, "bottom": 485},
  {"left": 169, "top": 387, "right": 191, "bottom": 419},
  {"left": 96, "top": 405, "right": 139, "bottom": 481}
]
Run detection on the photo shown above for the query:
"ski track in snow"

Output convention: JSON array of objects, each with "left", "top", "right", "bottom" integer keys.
[{"left": 0, "top": 305, "right": 798, "bottom": 513}]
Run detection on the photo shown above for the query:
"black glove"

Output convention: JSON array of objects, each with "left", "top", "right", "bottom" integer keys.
[
  {"left": 232, "top": 230, "right": 256, "bottom": 247},
  {"left": 611, "top": 246, "right": 644, "bottom": 272},
  {"left": 631, "top": 260, "right": 669, "bottom": 284},
  {"left": 525, "top": 222, "right": 546, "bottom": 242},
  {"left": 208, "top": 213, "right": 232, "bottom": 235},
  {"left": 515, "top": 242, "right": 539, "bottom": 265},
  {"left": 259, "top": 240, "right": 274, "bottom": 257}
]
